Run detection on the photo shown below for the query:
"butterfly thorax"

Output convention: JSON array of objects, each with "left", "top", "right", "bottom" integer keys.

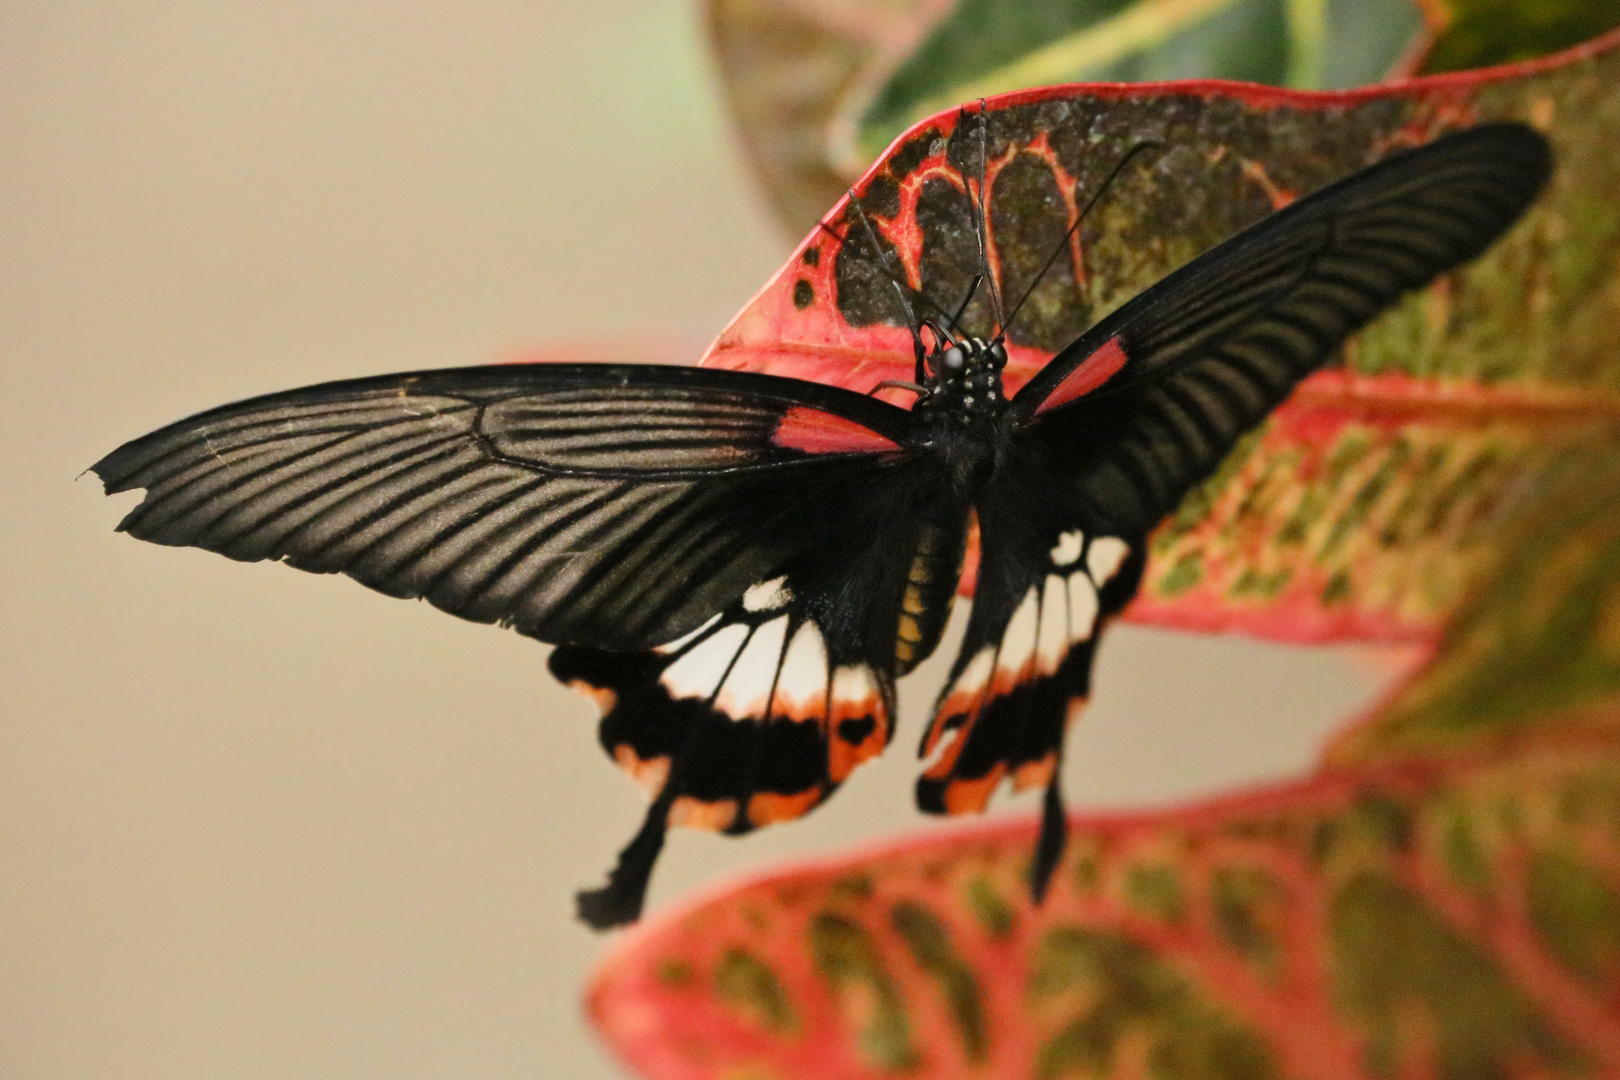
[{"left": 913, "top": 336, "right": 1009, "bottom": 491}]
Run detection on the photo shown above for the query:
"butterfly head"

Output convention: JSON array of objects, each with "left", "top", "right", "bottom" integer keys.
[{"left": 921, "top": 335, "right": 1006, "bottom": 422}]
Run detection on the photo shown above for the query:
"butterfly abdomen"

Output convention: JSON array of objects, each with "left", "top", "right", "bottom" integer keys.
[{"left": 894, "top": 519, "right": 968, "bottom": 673}]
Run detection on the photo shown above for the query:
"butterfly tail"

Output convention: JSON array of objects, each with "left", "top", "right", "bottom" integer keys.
[
  {"left": 576, "top": 786, "right": 676, "bottom": 929},
  {"left": 1031, "top": 769, "right": 1068, "bottom": 904}
]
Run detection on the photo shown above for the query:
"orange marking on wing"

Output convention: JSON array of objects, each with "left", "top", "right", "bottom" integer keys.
[
  {"left": 772, "top": 407, "right": 900, "bottom": 454},
  {"left": 611, "top": 745, "right": 669, "bottom": 799},
  {"left": 943, "top": 767, "right": 1004, "bottom": 815},
  {"left": 988, "top": 661, "right": 1034, "bottom": 700},
  {"left": 920, "top": 719, "right": 970, "bottom": 781},
  {"left": 929, "top": 693, "right": 980, "bottom": 740},
  {"left": 769, "top": 700, "right": 828, "bottom": 724},
  {"left": 565, "top": 678, "right": 617, "bottom": 715},
  {"left": 1011, "top": 753, "right": 1057, "bottom": 793},
  {"left": 1034, "top": 336, "right": 1128, "bottom": 416},
  {"left": 670, "top": 796, "right": 739, "bottom": 832},
  {"left": 747, "top": 787, "right": 824, "bottom": 827},
  {"left": 827, "top": 699, "right": 887, "bottom": 784},
  {"left": 828, "top": 726, "right": 885, "bottom": 783},
  {"left": 956, "top": 511, "right": 981, "bottom": 599}
]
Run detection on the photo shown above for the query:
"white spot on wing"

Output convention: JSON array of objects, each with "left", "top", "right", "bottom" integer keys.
[
  {"left": 1050, "top": 529, "right": 1084, "bottom": 567},
  {"left": 995, "top": 586, "right": 1040, "bottom": 682},
  {"left": 1068, "top": 571, "right": 1099, "bottom": 643},
  {"left": 831, "top": 664, "right": 878, "bottom": 709},
  {"left": 742, "top": 575, "right": 792, "bottom": 612},
  {"left": 1036, "top": 574, "right": 1069, "bottom": 674},
  {"left": 1087, "top": 537, "right": 1130, "bottom": 585},
  {"left": 716, "top": 615, "right": 789, "bottom": 720},
  {"left": 654, "top": 611, "right": 722, "bottom": 655},
  {"left": 952, "top": 645, "right": 995, "bottom": 698},
  {"left": 773, "top": 620, "right": 829, "bottom": 715},
  {"left": 660, "top": 622, "right": 749, "bottom": 700},
  {"left": 920, "top": 724, "right": 962, "bottom": 772}
]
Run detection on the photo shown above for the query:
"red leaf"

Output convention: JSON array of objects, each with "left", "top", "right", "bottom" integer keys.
[{"left": 703, "top": 29, "right": 1620, "bottom": 645}]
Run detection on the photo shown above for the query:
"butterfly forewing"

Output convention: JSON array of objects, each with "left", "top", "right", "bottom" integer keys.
[
  {"left": 1007, "top": 123, "right": 1551, "bottom": 533},
  {"left": 93, "top": 365, "right": 912, "bottom": 651}
]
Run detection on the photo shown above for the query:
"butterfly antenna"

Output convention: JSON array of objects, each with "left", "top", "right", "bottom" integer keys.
[
  {"left": 847, "top": 195, "right": 927, "bottom": 330},
  {"left": 951, "top": 274, "right": 982, "bottom": 332},
  {"left": 965, "top": 102, "right": 1008, "bottom": 337},
  {"left": 817, "top": 211, "right": 959, "bottom": 376},
  {"left": 1002, "top": 140, "right": 1165, "bottom": 335},
  {"left": 815, "top": 219, "right": 927, "bottom": 372}
]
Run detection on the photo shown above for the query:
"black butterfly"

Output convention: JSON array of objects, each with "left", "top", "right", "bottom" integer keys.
[{"left": 91, "top": 119, "right": 1550, "bottom": 930}]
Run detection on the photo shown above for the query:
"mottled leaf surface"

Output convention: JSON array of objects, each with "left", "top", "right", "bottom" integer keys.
[
  {"left": 589, "top": 448, "right": 1620, "bottom": 1078},
  {"left": 592, "top": 750, "right": 1620, "bottom": 1079},
  {"left": 707, "top": 0, "right": 1438, "bottom": 236},
  {"left": 703, "top": 29, "right": 1620, "bottom": 645},
  {"left": 589, "top": 28, "right": 1620, "bottom": 1080}
]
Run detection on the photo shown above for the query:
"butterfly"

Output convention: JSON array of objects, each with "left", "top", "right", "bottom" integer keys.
[{"left": 91, "top": 115, "right": 1550, "bottom": 930}]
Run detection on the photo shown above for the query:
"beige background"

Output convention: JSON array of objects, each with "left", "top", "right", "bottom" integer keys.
[{"left": 3, "top": 4, "right": 1385, "bottom": 1077}]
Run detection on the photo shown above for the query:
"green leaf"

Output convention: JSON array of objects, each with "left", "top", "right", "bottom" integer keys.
[
  {"left": 1419, "top": 0, "right": 1620, "bottom": 74},
  {"left": 855, "top": 0, "right": 1424, "bottom": 162}
]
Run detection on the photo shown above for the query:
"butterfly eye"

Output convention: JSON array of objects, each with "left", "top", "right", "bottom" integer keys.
[
  {"left": 939, "top": 346, "right": 966, "bottom": 373},
  {"left": 989, "top": 341, "right": 1007, "bottom": 368}
]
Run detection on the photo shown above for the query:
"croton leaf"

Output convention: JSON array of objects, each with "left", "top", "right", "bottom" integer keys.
[
  {"left": 590, "top": 27, "right": 1620, "bottom": 1080},
  {"left": 702, "top": 29, "right": 1620, "bottom": 646},
  {"left": 853, "top": 0, "right": 1430, "bottom": 165},
  {"left": 1418, "top": 0, "right": 1620, "bottom": 75},
  {"left": 589, "top": 345, "right": 1620, "bottom": 1080},
  {"left": 589, "top": 384, "right": 1620, "bottom": 1078},
  {"left": 590, "top": 731, "right": 1620, "bottom": 1080},
  {"left": 705, "top": 0, "right": 1620, "bottom": 239}
]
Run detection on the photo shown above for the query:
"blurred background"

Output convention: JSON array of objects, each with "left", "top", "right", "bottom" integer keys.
[{"left": 2, "top": 3, "right": 1385, "bottom": 1077}]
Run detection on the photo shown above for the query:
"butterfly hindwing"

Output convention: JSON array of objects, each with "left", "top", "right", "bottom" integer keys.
[
  {"left": 555, "top": 479, "right": 971, "bottom": 927},
  {"left": 552, "top": 581, "right": 893, "bottom": 839},
  {"left": 917, "top": 462, "right": 1145, "bottom": 814}
]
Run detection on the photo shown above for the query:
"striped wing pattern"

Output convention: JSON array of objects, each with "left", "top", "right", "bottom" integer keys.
[
  {"left": 553, "top": 570, "right": 899, "bottom": 926},
  {"left": 92, "top": 365, "right": 909, "bottom": 650},
  {"left": 91, "top": 122, "right": 1554, "bottom": 928},
  {"left": 1013, "top": 123, "right": 1553, "bottom": 534},
  {"left": 917, "top": 528, "right": 1139, "bottom": 816}
]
